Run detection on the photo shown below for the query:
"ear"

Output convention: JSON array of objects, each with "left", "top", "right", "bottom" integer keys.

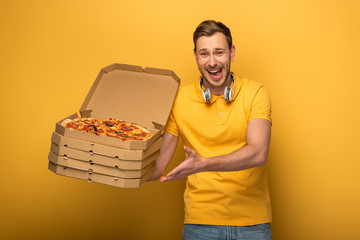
[
  {"left": 194, "top": 50, "right": 198, "bottom": 62},
  {"left": 230, "top": 45, "right": 236, "bottom": 62}
]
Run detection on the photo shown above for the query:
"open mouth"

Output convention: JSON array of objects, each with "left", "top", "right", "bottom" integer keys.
[{"left": 207, "top": 68, "right": 223, "bottom": 80}]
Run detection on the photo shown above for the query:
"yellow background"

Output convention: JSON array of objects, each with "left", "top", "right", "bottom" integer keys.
[{"left": 1, "top": 0, "right": 359, "bottom": 239}]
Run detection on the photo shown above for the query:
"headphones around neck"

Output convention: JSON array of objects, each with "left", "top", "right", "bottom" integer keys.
[{"left": 199, "top": 73, "right": 235, "bottom": 103}]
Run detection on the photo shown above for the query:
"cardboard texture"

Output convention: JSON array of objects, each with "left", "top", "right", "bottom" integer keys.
[
  {"left": 49, "top": 143, "right": 159, "bottom": 170},
  {"left": 55, "top": 63, "right": 180, "bottom": 150},
  {"left": 48, "top": 161, "right": 155, "bottom": 189},
  {"left": 48, "top": 151, "right": 154, "bottom": 178},
  {"left": 51, "top": 131, "right": 162, "bottom": 160},
  {"left": 48, "top": 63, "right": 180, "bottom": 188}
]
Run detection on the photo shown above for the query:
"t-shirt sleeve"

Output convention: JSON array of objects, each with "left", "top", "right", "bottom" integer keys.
[
  {"left": 164, "top": 110, "right": 180, "bottom": 137},
  {"left": 249, "top": 86, "right": 272, "bottom": 124}
]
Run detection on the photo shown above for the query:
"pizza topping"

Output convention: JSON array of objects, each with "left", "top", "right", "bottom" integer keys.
[
  {"left": 121, "top": 126, "right": 133, "bottom": 131},
  {"left": 83, "top": 125, "right": 91, "bottom": 131},
  {"left": 105, "top": 121, "right": 114, "bottom": 127},
  {"left": 117, "top": 133, "right": 128, "bottom": 137},
  {"left": 61, "top": 117, "right": 153, "bottom": 141},
  {"left": 107, "top": 128, "right": 115, "bottom": 133},
  {"left": 68, "top": 122, "right": 78, "bottom": 129},
  {"left": 135, "top": 132, "right": 147, "bottom": 137}
]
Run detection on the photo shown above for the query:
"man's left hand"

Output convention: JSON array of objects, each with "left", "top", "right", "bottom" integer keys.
[{"left": 159, "top": 146, "right": 204, "bottom": 182}]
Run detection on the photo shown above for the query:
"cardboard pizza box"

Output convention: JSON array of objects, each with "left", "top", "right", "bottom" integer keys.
[
  {"left": 51, "top": 131, "right": 162, "bottom": 161},
  {"left": 55, "top": 63, "right": 180, "bottom": 150},
  {"left": 49, "top": 143, "right": 158, "bottom": 170},
  {"left": 48, "top": 161, "right": 155, "bottom": 189},
  {"left": 48, "top": 151, "right": 155, "bottom": 178}
]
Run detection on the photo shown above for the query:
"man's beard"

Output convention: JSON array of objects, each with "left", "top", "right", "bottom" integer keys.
[{"left": 201, "top": 63, "right": 231, "bottom": 87}]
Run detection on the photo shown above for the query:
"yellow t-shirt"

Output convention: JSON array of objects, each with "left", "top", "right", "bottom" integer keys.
[{"left": 165, "top": 75, "right": 272, "bottom": 226}]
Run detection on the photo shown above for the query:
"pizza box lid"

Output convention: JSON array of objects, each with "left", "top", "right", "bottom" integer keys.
[
  {"left": 51, "top": 131, "right": 162, "bottom": 161},
  {"left": 80, "top": 63, "right": 180, "bottom": 129},
  {"left": 48, "top": 161, "right": 155, "bottom": 188}
]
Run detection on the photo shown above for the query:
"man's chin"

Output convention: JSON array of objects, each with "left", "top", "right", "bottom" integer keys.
[{"left": 202, "top": 75, "right": 226, "bottom": 87}]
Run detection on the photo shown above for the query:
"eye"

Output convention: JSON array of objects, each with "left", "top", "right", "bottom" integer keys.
[
  {"left": 216, "top": 51, "right": 224, "bottom": 56},
  {"left": 200, "top": 52, "right": 208, "bottom": 57}
]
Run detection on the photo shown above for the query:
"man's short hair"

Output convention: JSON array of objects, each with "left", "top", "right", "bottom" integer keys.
[{"left": 193, "top": 20, "right": 233, "bottom": 51}]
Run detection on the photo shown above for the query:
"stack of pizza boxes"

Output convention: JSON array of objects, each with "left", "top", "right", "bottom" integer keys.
[{"left": 48, "top": 63, "right": 180, "bottom": 188}]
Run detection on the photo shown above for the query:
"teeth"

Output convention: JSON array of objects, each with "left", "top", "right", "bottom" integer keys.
[{"left": 208, "top": 69, "right": 221, "bottom": 73}]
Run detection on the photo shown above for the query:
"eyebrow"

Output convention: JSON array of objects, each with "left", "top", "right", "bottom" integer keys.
[{"left": 198, "top": 47, "right": 227, "bottom": 52}]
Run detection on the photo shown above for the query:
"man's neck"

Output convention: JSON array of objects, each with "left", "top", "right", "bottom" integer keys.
[{"left": 203, "top": 75, "right": 232, "bottom": 96}]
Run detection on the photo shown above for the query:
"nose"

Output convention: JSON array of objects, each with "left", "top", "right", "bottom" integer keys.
[{"left": 209, "top": 54, "right": 217, "bottom": 67}]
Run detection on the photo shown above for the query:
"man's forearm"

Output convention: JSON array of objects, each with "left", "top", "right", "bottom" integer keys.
[
  {"left": 204, "top": 119, "right": 271, "bottom": 172},
  {"left": 147, "top": 132, "right": 178, "bottom": 181},
  {"left": 160, "top": 119, "right": 271, "bottom": 182},
  {"left": 200, "top": 143, "right": 269, "bottom": 172}
]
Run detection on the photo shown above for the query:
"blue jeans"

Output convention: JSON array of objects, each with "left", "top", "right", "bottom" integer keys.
[{"left": 183, "top": 223, "right": 272, "bottom": 240}]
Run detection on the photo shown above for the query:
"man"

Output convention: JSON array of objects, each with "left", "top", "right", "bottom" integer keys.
[{"left": 148, "top": 20, "right": 272, "bottom": 239}]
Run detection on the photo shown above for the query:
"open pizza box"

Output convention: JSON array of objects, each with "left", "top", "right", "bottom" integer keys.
[
  {"left": 55, "top": 63, "right": 180, "bottom": 150},
  {"left": 49, "top": 63, "right": 180, "bottom": 188}
]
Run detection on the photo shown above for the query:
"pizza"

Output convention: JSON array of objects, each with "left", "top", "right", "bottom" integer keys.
[{"left": 61, "top": 118, "right": 153, "bottom": 141}]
